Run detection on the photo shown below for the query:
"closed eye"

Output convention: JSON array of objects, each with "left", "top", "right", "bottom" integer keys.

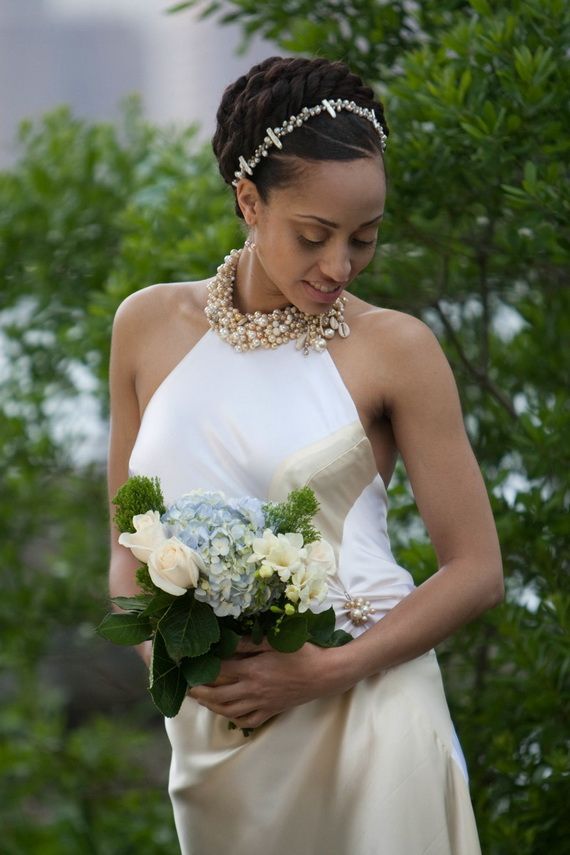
[
  {"left": 298, "top": 235, "right": 377, "bottom": 249},
  {"left": 298, "top": 235, "right": 324, "bottom": 247}
]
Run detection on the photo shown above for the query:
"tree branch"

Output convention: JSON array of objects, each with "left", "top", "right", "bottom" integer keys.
[{"left": 433, "top": 300, "right": 518, "bottom": 420}]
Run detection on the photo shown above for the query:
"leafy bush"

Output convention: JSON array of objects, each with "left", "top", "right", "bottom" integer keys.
[{"left": 1, "top": 0, "right": 569, "bottom": 849}]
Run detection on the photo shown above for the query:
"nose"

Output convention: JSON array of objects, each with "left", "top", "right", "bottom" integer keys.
[{"left": 318, "top": 244, "right": 352, "bottom": 283}]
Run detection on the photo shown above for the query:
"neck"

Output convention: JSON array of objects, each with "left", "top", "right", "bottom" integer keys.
[
  {"left": 233, "top": 248, "right": 292, "bottom": 315},
  {"left": 204, "top": 247, "right": 350, "bottom": 355}
]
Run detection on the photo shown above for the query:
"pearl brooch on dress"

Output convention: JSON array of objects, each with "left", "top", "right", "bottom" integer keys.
[
  {"left": 204, "top": 247, "right": 351, "bottom": 356},
  {"left": 344, "top": 596, "right": 376, "bottom": 626}
]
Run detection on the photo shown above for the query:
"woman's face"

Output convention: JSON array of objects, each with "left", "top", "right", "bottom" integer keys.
[{"left": 237, "top": 155, "right": 386, "bottom": 314}]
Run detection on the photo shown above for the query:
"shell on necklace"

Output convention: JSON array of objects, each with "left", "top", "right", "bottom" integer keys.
[{"left": 204, "top": 247, "right": 350, "bottom": 356}]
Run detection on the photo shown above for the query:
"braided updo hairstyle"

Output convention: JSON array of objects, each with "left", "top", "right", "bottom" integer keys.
[{"left": 213, "top": 56, "right": 389, "bottom": 219}]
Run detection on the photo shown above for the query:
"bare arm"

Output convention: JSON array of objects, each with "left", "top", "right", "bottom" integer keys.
[
  {"left": 329, "top": 315, "right": 504, "bottom": 685},
  {"left": 107, "top": 295, "right": 152, "bottom": 667}
]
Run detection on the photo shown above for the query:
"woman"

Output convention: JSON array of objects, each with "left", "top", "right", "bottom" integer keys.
[{"left": 107, "top": 56, "right": 503, "bottom": 854}]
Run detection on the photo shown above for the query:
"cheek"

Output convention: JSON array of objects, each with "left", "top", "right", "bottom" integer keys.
[{"left": 265, "top": 235, "right": 310, "bottom": 275}]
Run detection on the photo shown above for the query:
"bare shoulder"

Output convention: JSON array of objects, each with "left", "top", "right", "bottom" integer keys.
[
  {"left": 113, "top": 278, "right": 209, "bottom": 335},
  {"left": 358, "top": 305, "right": 464, "bottom": 439},
  {"left": 355, "top": 301, "right": 437, "bottom": 349},
  {"left": 347, "top": 298, "right": 445, "bottom": 410},
  {"left": 110, "top": 278, "right": 211, "bottom": 420}
]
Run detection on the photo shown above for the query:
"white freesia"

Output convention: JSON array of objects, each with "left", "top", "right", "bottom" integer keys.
[
  {"left": 148, "top": 537, "right": 206, "bottom": 596},
  {"left": 248, "top": 529, "right": 305, "bottom": 582},
  {"left": 258, "top": 562, "right": 275, "bottom": 579},
  {"left": 118, "top": 510, "right": 167, "bottom": 563},
  {"left": 284, "top": 540, "right": 336, "bottom": 613},
  {"left": 288, "top": 562, "right": 330, "bottom": 613},
  {"left": 304, "top": 539, "right": 336, "bottom": 576}
]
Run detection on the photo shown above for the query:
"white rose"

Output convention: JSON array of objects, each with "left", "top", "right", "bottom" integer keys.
[
  {"left": 148, "top": 537, "right": 206, "bottom": 596},
  {"left": 118, "top": 510, "right": 167, "bottom": 563}
]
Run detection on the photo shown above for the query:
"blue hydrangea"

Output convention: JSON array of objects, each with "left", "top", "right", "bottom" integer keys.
[{"left": 160, "top": 490, "right": 275, "bottom": 618}]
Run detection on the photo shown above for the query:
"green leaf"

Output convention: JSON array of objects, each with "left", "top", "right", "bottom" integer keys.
[
  {"left": 181, "top": 652, "right": 221, "bottom": 687},
  {"left": 158, "top": 594, "right": 220, "bottom": 661},
  {"left": 306, "top": 607, "right": 336, "bottom": 645},
  {"left": 459, "top": 121, "right": 487, "bottom": 141},
  {"left": 457, "top": 69, "right": 472, "bottom": 104},
  {"left": 306, "top": 608, "right": 353, "bottom": 647},
  {"left": 268, "top": 612, "right": 308, "bottom": 652},
  {"left": 213, "top": 625, "right": 240, "bottom": 659},
  {"left": 523, "top": 160, "right": 538, "bottom": 193},
  {"left": 142, "top": 589, "right": 175, "bottom": 616},
  {"left": 469, "top": 0, "right": 492, "bottom": 16},
  {"left": 329, "top": 629, "right": 354, "bottom": 647},
  {"left": 97, "top": 611, "right": 152, "bottom": 645},
  {"left": 110, "top": 594, "right": 153, "bottom": 612},
  {"left": 166, "top": 1, "right": 194, "bottom": 13},
  {"left": 149, "top": 630, "right": 188, "bottom": 717},
  {"left": 251, "top": 618, "right": 264, "bottom": 645}
]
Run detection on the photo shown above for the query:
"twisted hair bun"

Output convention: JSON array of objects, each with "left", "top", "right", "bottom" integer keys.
[{"left": 213, "top": 56, "right": 389, "bottom": 218}]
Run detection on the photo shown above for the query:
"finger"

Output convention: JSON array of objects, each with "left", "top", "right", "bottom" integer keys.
[
  {"left": 190, "top": 681, "right": 247, "bottom": 705},
  {"left": 196, "top": 694, "right": 258, "bottom": 720},
  {"left": 235, "top": 637, "right": 271, "bottom": 654},
  {"left": 204, "top": 672, "right": 239, "bottom": 687},
  {"left": 232, "top": 709, "right": 271, "bottom": 729},
  {"left": 217, "top": 659, "right": 245, "bottom": 680}
]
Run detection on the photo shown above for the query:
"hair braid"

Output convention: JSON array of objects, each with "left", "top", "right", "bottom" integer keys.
[{"left": 213, "top": 56, "right": 389, "bottom": 218}]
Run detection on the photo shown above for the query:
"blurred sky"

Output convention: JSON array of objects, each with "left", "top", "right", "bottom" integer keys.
[{"left": 1, "top": 0, "right": 276, "bottom": 164}]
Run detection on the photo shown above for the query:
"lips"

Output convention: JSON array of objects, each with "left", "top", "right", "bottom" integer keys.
[
  {"left": 302, "top": 280, "right": 345, "bottom": 303},
  {"left": 308, "top": 282, "right": 343, "bottom": 294}
]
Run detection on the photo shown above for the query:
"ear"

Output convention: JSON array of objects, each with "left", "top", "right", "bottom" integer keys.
[{"left": 235, "top": 178, "right": 261, "bottom": 226}]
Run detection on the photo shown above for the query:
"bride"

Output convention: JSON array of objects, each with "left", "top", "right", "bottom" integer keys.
[{"left": 107, "top": 55, "right": 503, "bottom": 854}]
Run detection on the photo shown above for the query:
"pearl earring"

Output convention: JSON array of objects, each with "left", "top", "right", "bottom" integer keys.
[{"left": 244, "top": 236, "right": 256, "bottom": 251}]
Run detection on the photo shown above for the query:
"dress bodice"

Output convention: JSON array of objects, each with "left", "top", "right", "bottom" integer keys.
[{"left": 129, "top": 327, "right": 415, "bottom": 636}]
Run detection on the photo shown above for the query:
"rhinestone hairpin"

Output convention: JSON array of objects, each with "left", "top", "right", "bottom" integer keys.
[{"left": 232, "top": 98, "right": 388, "bottom": 187}]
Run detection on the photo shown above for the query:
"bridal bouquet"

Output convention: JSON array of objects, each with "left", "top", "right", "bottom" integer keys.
[{"left": 98, "top": 476, "right": 351, "bottom": 719}]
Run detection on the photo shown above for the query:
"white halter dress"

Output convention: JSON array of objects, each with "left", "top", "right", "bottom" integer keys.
[{"left": 129, "top": 326, "right": 482, "bottom": 855}]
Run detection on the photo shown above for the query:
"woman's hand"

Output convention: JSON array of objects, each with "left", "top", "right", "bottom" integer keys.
[{"left": 188, "top": 637, "right": 343, "bottom": 730}]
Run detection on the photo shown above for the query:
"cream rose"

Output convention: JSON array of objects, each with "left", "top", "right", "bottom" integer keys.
[
  {"left": 148, "top": 537, "right": 206, "bottom": 596},
  {"left": 118, "top": 510, "right": 167, "bottom": 563}
]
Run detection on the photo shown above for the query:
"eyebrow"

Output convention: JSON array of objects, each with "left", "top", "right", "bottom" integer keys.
[{"left": 295, "top": 213, "right": 384, "bottom": 228}]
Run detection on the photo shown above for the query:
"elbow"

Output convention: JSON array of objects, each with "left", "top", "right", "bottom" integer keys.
[
  {"left": 488, "top": 580, "right": 505, "bottom": 610},
  {"left": 485, "top": 563, "right": 505, "bottom": 610}
]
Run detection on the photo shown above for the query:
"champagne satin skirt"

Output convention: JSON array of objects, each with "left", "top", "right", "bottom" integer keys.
[{"left": 165, "top": 649, "right": 481, "bottom": 855}]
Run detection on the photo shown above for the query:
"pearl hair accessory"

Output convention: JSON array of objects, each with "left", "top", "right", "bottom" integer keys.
[
  {"left": 231, "top": 98, "right": 388, "bottom": 187},
  {"left": 204, "top": 247, "right": 350, "bottom": 356}
]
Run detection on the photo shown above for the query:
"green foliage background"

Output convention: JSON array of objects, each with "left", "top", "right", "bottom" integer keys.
[{"left": 1, "top": 0, "right": 568, "bottom": 851}]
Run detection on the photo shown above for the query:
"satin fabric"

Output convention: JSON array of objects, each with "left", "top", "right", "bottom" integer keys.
[{"left": 129, "top": 328, "right": 481, "bottom": 855}]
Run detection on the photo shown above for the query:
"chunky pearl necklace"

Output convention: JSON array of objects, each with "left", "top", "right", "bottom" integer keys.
[{"left": 204, "top": 247, "right": 350, "bottom": 356}]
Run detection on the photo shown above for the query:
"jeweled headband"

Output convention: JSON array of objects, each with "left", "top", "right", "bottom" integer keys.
[{"left": 231, "top": 97, "right": 388, "bottom": 187}]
